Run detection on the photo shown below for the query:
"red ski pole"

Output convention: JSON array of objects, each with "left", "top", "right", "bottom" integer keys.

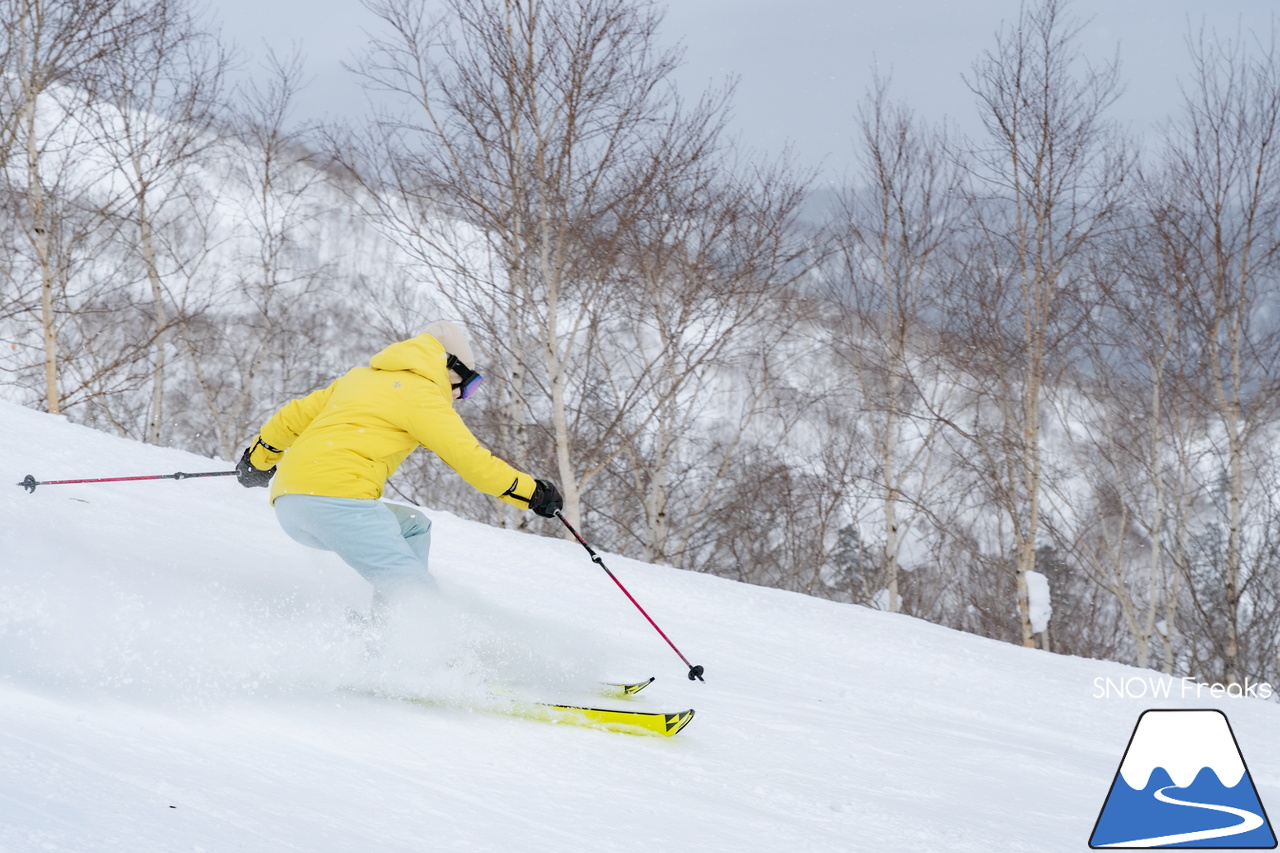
[
  {"left": 18, "top": 470, "right": 237, "bottom": 493},
  {"left": 555, "top": 510, "right": 705, "bottom": 682}
]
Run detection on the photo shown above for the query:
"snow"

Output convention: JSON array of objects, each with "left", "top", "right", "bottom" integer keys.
[
  {"left": 2, "top": 399, "right": 1279, "bottom": 852},
  {"left": 1025, "top": 570, "right": 1052, "bottom": 635}
]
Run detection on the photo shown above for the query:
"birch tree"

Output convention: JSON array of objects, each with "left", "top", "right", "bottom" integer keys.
[
  {"left": 1048, "top": 198, "right": 1202, "bottom": 671},
  {"left": 347, "top": 0, "right": 733, "bottom": 528},
  {"left": 1154, "top": 27, "right": 1280, "bottom": 685},
  {"left": 180, "top": 51, "right": 330, "bottom": 459},
  {"left": 602, "top": 149, "right": 810, "bottom": 565},
  {"left": 832, "top": 78, "right": 961, "bottom": 613},
  {"left": 948, "top": 0, "right": 1129, "bottom": 647},
  {"left": 0, "top": 0, "right": 143, "bottom": 413},
  {"left": 90, "top": 0, "right": 226, "bottom": 443}
]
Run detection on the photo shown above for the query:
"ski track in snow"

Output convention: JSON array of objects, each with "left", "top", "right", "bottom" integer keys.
[{"left": 1, "top": 400, "right": 1279, "bottom": 852}]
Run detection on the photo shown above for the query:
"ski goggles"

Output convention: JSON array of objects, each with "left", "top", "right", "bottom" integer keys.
[{"left": 447, "top": 353, "right": 483, "bottom": 399}]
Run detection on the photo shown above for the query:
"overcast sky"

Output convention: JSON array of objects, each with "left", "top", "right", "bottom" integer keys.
[{"left": 213, "top": 0, "right": 1279, "bottom": 183}]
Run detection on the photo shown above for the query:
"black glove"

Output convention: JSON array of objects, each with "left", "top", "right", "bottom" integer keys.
[
  {"left": 528, "top": 479, "right": 563, "bottom": 518},
  {"left": 235, "top": 445, "right": 276, "bottom": 488}
]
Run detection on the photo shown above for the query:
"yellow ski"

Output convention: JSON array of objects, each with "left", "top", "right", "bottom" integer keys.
[
  {"left": 599, "top": 677, "right": 655, "bottom": 697},
  {"left": 525, "top": 702, "right": 694, "bottom": 737},
  {"left": 352, "top": 686, "right": 695, "bottom": 737}
]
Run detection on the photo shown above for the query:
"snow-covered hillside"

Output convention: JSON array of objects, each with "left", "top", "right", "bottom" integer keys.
[{"left": 2, "top": 401, "right": 1277, "bottom": 852}]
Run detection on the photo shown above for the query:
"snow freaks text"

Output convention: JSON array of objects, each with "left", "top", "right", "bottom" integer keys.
[{"left": 1092, "top": 676, "right": 1275, "bottom": 701}]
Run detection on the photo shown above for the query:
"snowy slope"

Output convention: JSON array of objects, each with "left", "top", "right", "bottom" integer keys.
[{"left": 2, "top": 401, "right": 1278, "bottom": 852}]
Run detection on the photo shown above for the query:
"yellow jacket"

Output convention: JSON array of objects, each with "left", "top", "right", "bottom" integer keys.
[{"left": 248, "top": 333, "right": 537, "bottom": 508}]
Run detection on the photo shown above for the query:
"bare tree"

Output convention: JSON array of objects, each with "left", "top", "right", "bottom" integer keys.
[
  {"left": 1152, "top": 25, "right": 1280, "bottom": 684},
  {"left": 1044, "top": 193, "right": 1207, "bottom": 672},
  {"left": 88, "top": 0, "right": 227, "bottom": 443},
  {"left": 599, "top": 150, "right": 811, "bottom": 565},
  {"left": 946, "top": 0, "right": 1129, "bottom": 647},
  {"left": 345, "top": 0, "right": 741, "bottom": 528},
  {"left": 830, "top": 77, "right": 962, "bottom": 612},
  {"left": 179, "top": 50, "right": 334, "bottom": 459},
  {"left": 0, "top": 0, "right": 145, "bottom": 413}
]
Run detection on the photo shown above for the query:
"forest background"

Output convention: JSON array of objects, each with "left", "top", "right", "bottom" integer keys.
[{"left": 3, "top": 0, "right": 1280, "bottom": 690}]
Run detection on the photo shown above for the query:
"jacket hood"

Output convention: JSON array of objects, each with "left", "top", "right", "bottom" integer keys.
[{"left": 369, "top": 334, "right": 450, "bottom": 387}]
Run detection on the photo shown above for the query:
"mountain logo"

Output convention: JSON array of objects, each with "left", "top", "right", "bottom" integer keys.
[{"left": 1090, "top": 709, "right": 1276, "bottom": 848}]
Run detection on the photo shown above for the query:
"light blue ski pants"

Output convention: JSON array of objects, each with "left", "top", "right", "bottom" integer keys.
[{"left": 274, "top": 495, "right": 437, "bottom": 607}]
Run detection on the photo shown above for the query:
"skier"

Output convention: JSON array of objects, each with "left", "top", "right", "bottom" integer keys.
[{"left": 234, "top": 320, "right": 563, "bottom": 620}]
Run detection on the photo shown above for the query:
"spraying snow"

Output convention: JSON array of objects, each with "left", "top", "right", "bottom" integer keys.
[{"left": 2, "top": 400, "right": 1278, "bottom": 852}]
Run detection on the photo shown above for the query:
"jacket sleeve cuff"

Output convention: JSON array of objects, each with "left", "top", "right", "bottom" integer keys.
[
  {"left": 248, "top": 436, "right": 284, "bottom": 471},
  {"left": 497, "top": 473, "right": 537, "bottom": 508}
]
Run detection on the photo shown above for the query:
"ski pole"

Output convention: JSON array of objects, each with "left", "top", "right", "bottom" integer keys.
[
  {"left": 18, "top": 470, "right": 237, "bottom": 494},
  {"left": 555, "top": 510, "right": 705, "bottom": 682}
]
